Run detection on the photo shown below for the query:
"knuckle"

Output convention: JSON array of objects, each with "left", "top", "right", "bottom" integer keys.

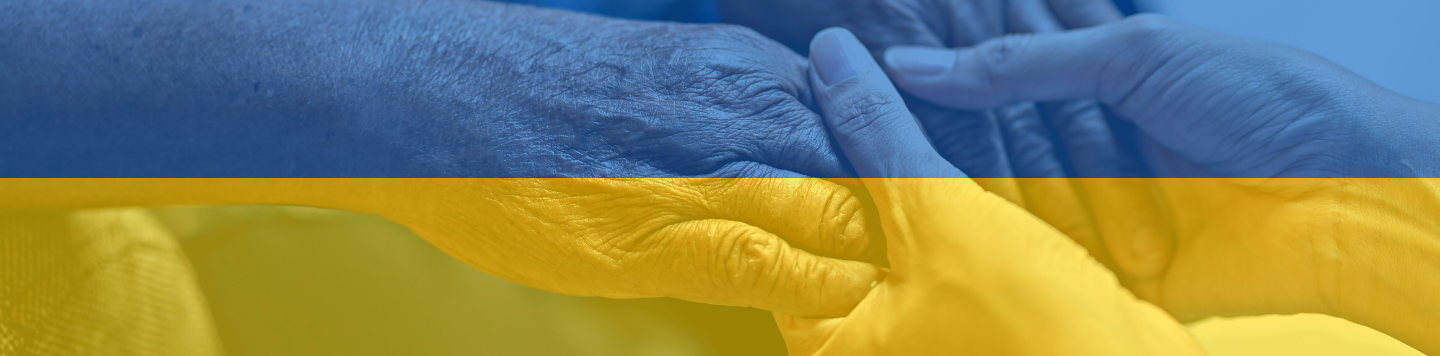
[
  {"left": 976, "top": 34, "right": 1036, "bottom": 87},
  {"left": 828, "top": 90, "right": 905, "bottom": 138},
  {"left": 716, "top": 226, "right": 782, "bottom": 296},
  {"left": 814, "top": 182, "right": 870, "bottom": 259}
]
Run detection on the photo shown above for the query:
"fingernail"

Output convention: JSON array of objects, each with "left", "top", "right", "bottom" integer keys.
[
  {"left": 884, "top": 46, "right": 957, "bottom": 77},
  {"left": 811, "top": 28, "right": 875, "bottom": 86}
]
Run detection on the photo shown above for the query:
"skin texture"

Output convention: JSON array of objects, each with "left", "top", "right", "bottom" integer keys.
[
  {"left": 1, "top": 0, "right": 887, "bottom": 318},
  {"left": 718, "top": 0, "right": 1179, "bottom": 290},
  {"left": 775, "top": 28, "right": 1205, "bottom": 355},
  {"left": 375, "top": 178, "right": 886, "bottom": 318},
  {"left": 884, "top": 14, "right": 1440, "bottom": 353},
  {"left": 717, "top": 0, "right": 1136, "bottom": 180},
  {"left": 0, "top": 178, "right": 885, "bottom": 318},
  {"left": 2, "top": 0, "right": 847, "bottom": 179}
]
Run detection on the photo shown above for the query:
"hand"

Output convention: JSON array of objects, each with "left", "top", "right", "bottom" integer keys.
[
  {"left": 0, "top": 177, "right": 886, "bottom": 318},
  {"left": 885, "top": 14, "right": 1440, "bottom": 179},
  {"left": 773, "top": 28, "right": 1202, "bottom": 355},
  {"left": 1, "top": 0, "right": 848, "bottom": 179},
  {"left": 0, "top": 1, "right": 888, "bottom": 319},
  {"left": 718, "top": 0, "right": 1174, "bottom": 283},
  {"left": 882, "top": 13, "right": 1440, "bottom": 349},
  {"left": 717, "top": 0, "right": 1133, "bottom": 180},
  {"left": 372, "top": 178, "right": 886, "bottom": 318},
  {"left": 391, "top": 9, "right": 851, "bottom": 179},
  {"left": 380, "top": 15, "right": 898, "bottom": 317}
]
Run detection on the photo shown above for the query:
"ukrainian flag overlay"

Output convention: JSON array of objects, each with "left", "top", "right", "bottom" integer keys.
[
  {"left": 5, "top": 0, "right": 1440, "bottom": 354},
  {"left": 1, "top": 178, "right": 1436, "bottom": 354}
]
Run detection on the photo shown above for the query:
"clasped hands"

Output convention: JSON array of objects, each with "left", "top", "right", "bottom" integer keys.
[{"left": 390, "top": 0, "right": 1440, "bottom": 354}]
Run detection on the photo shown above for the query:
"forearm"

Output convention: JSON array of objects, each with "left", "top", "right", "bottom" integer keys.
[{"left": 0, "top": 0, "right": 599, "bottom": 177}]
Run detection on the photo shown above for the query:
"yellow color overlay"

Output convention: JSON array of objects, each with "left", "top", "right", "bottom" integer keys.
[{"left": 1, "top": 179, "right": 1435, "bottom": 355}]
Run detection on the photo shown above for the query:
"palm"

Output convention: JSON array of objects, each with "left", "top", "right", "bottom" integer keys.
[{"left": 1132, "top": 179, "right": 1338, "bottom": 321}]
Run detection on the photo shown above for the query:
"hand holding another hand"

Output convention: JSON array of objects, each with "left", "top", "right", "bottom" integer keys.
[
  {"left": 373, "top": 178, "right": 886, "bottom": 318},
  {"left": 882, "top": 14, "right": 1440, "bottom": 353},
  {"left": 774, "top": 28, "right": 1203, "bottom": 355}
]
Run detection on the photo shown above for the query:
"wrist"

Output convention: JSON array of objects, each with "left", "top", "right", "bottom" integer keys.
[
  {"left": 1327, "top": 83, "right": 1440, "bottom": 178},
  {"left": 1329, "top": 179, "right": 1440, "bottom": 354}
]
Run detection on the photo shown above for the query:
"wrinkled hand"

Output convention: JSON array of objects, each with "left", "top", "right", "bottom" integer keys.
[
  {"left": 884, "top": 13, "right": 1440, "bottom": 322},
  {"left": 718, "top": 0, "right": 1131, "bottom": 179},
  {"left": 370, "top": 178, "right": 884, "bottom": 318},
  {"left": 719, "top": 0, "right": 1174, "bottom": 284},
  {"left": 773, "top": 29, "right": 1202, "bottom": 355},
  {"left": 403, "top": 8, "right": 848, "bottom": 179}
]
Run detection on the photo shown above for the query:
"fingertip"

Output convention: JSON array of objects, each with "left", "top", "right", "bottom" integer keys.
[
  {"left": 810, "top": 27, "right": 876, "bottom": 87},
  {"left": 884, "top": 46, "right": 956, "bottom": 78}
]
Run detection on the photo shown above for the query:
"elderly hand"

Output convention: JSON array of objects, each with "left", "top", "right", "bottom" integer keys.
[
  {"left": 772, "top": 28, "right": 1203, "bottom": 355},
  {"left": 371, "top": 178, "right": 885, "bottom": 318},
  {"left": 2, "top": 0, "right": 891, "bottom": 319},
  {"left": 883, "top": 13, "right": 1440, "bottom": 352},
  {"left": 0, "top": 177, "right": 886, "bottom": 318},
  {"left": 410, "top": 8, "right": 850, "bottom": 179},
  {"left": 718, "top": 0, "right": 1134, "bottom": 178},
  {"left": 377, "top": 10, "right": 901, "bottom": 317},
  {"left": 719, "top": 0, "right": 1173, "bottom": 284}
]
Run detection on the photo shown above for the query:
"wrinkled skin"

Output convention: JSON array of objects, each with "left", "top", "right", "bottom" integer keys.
[
  {"left": 431, "top": 16, "right": 851, "bottom": 179},
  {"left": 0, "top": 177, "right": 887, "bottom": 318},
  {"left": 775, "top": 30, "right": 1204, "bottom": 355},
  {"left": 373, "top": 178, "right": 886, "bottom": 318},
  {"left": 885, "top": 14, "right": 1440, "bottom": 352},
  {"left": 2, "top": 0, "right": 885, "bottom": 318},
  {"left": 720, "top": 0, "right": 1176, "bottom": 292},
  {"left": 718, "top": 0, "right": 1135, "bottom": 180},
  {"left": 2, "top": 0, "right": 848, "bottom": 180}
]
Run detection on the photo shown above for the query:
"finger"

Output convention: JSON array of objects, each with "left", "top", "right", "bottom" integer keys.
[
  {"left": 911, "top": 102, "right": 1013, "bottom": 178},
  {"left": 883, "top": 15, "right": 1185, "bottom": 110},
  {"left": 996, "top": 103, "right": 1066, "bottom": 179},
  {"left": 809, "top": 28, "right": 960, "bottom": 178},
  {"left": 1045, "top": 0, "right": 1125, "bottom": 29},
  {"left": 1044, "top": 100, "right": 1143, "bottom": 178},
  {"left": 740, "top": 55, "right": 856, "bottom": 179},
  {"left": 745, "top": 105, "right": 857, "bottom": 179},
  {"left": 908, "top": 102, "right": 1028, "bottom": 203},
  {"left": 1033, "top": 99, "right": 1173, "bottom": 278},
  {"left": 1016, "top": 178, "right": 1119, "bottom": 270},
  {"left": 1078, "top": 178, "right": 1174, "bottom": 281},
  {"left": 1007, "top": 0, "right": 1067, "bottom": 34},
  {"left": 944, "top": 0, "right": 1008, "bottom": 46},
  {"left": 989, "top": 102, "right": 1071, "bottom": 207},
  {"left": 1042, "top": 101, "right": 1174, "bottom": 280},
  {"left": 702, "top": 165, "right": 881, "bottom": 262},
  {"left": 643, "top": 219, "right": 885, "bottom": 318}
]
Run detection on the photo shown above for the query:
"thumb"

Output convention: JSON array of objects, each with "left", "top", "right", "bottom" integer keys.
[
  {"left": 808, "top": 28, "right": 962, "bottom": 179},
  {"left": 881, "top": 14, "right": 1190, "bottom": 111}
]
